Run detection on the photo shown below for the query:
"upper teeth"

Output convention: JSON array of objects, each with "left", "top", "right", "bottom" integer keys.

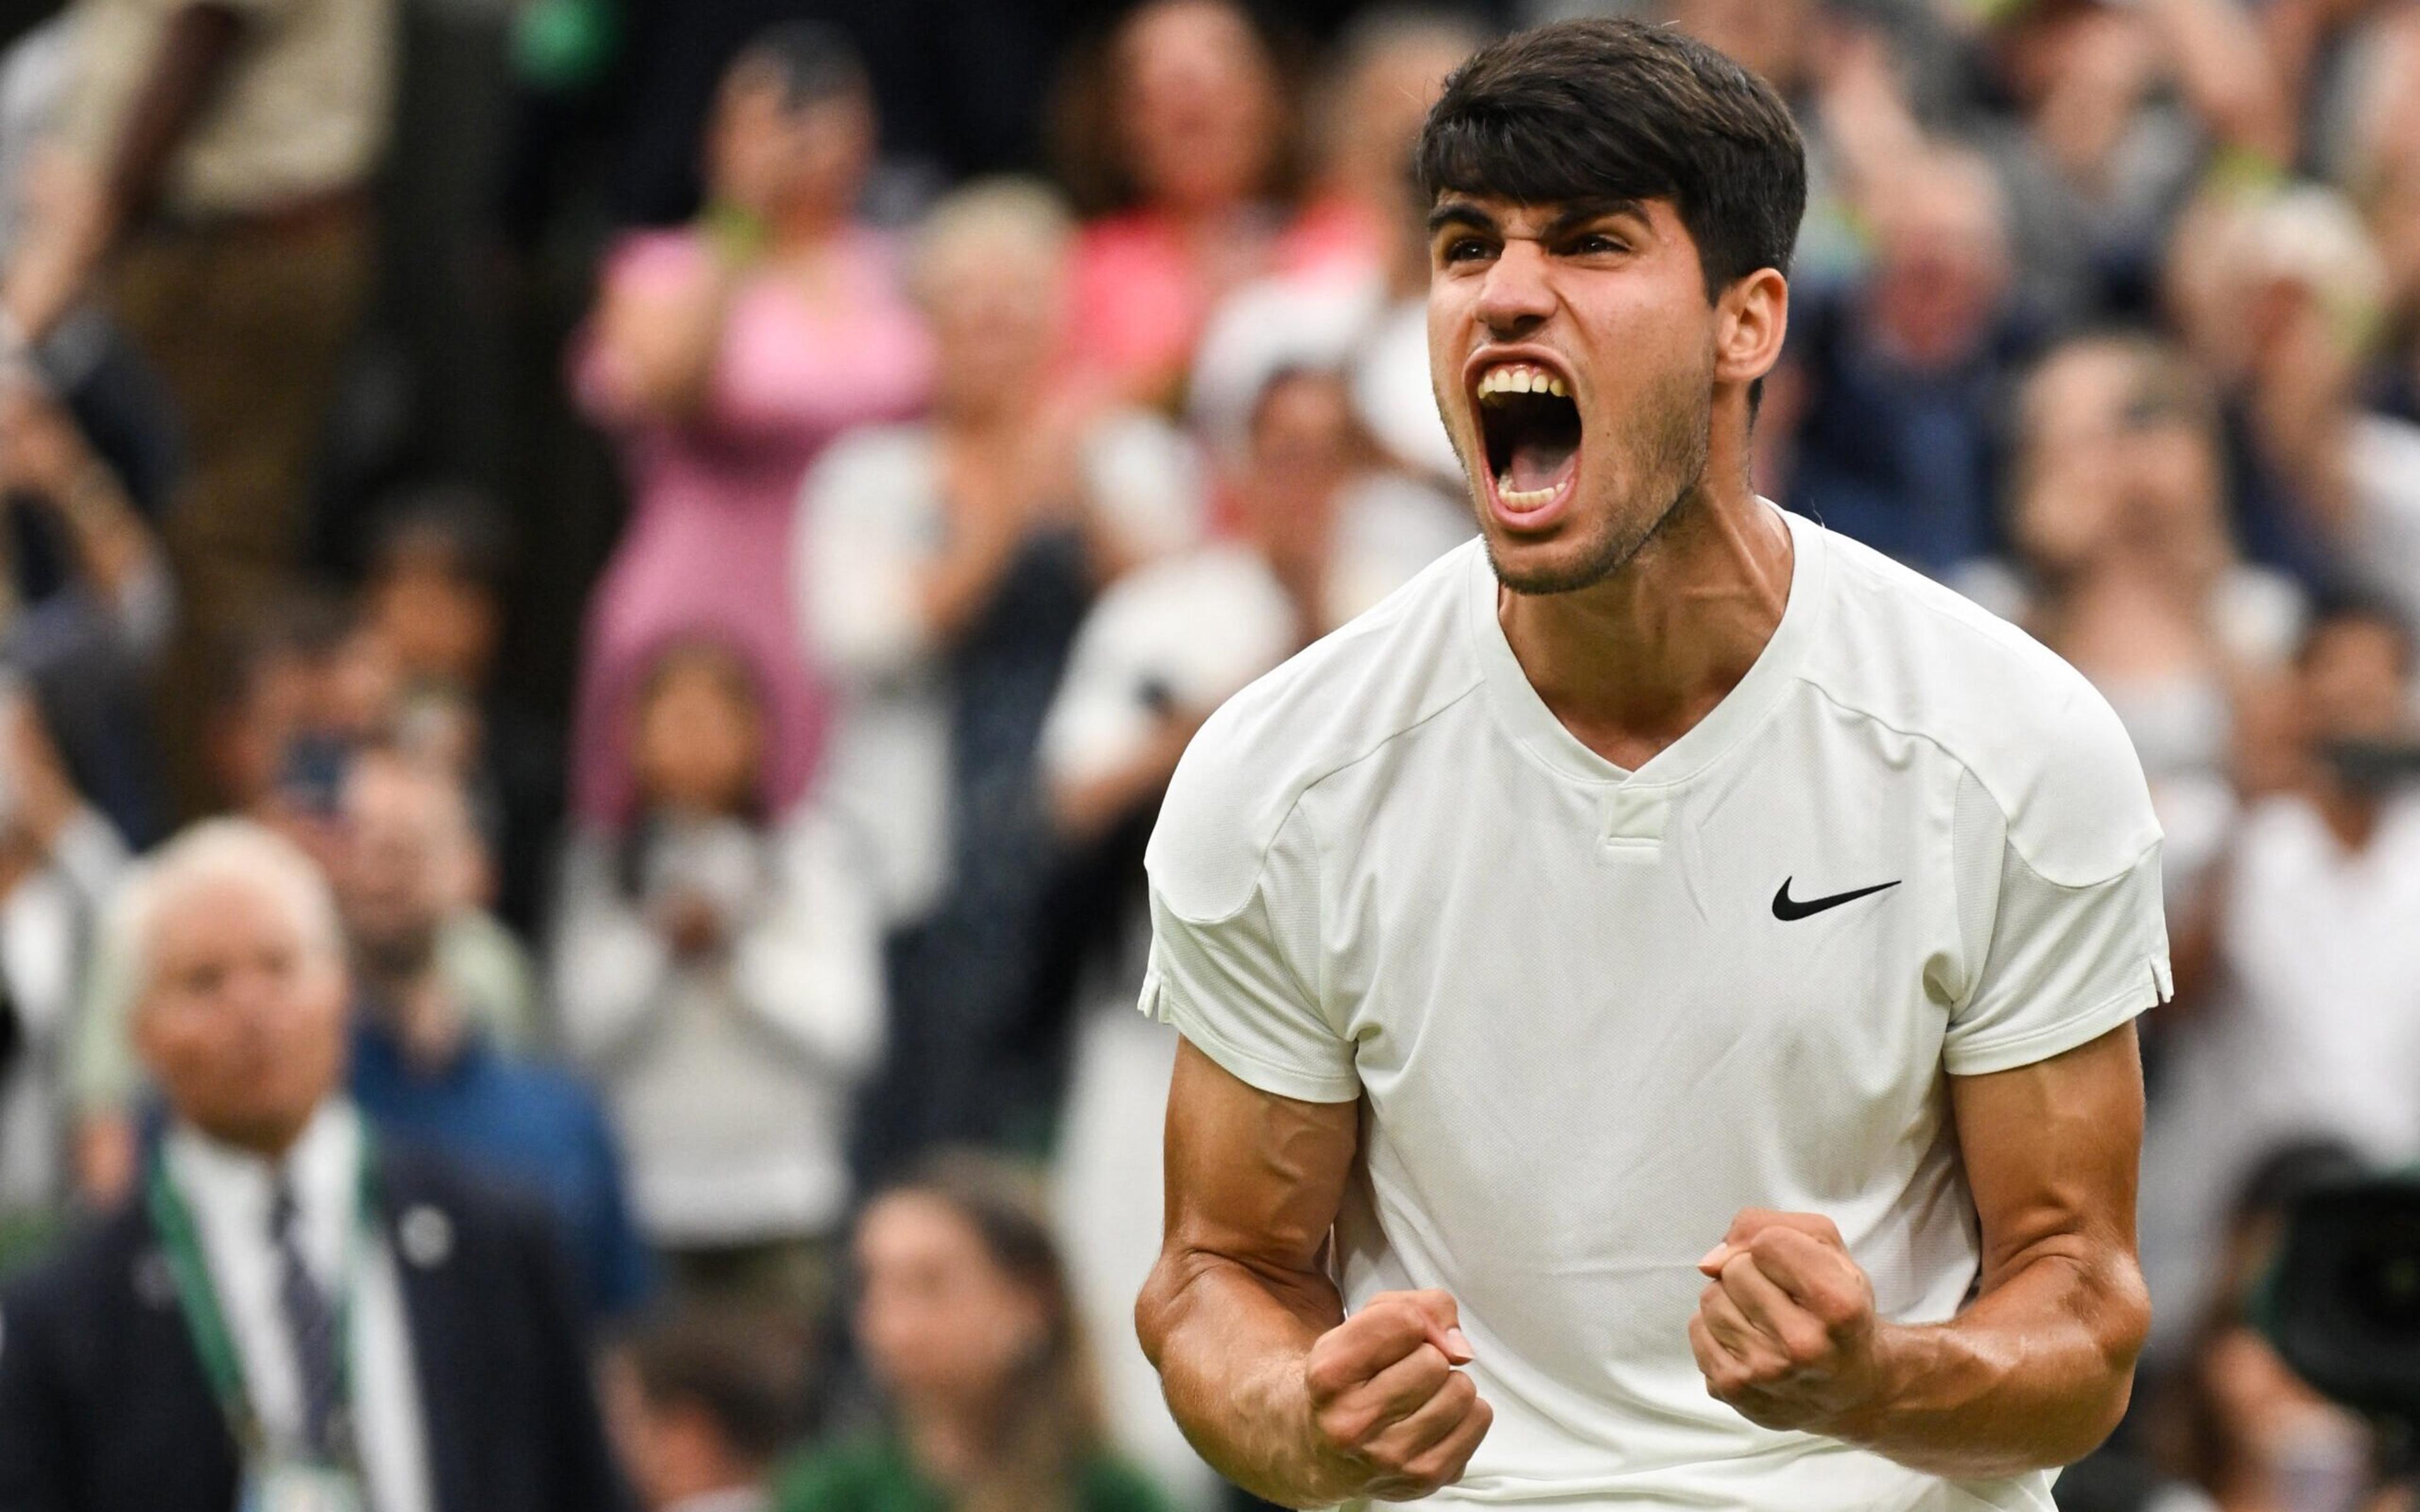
[{"left": 1477, "top": 364, "right": 1569, "bottom": 403}]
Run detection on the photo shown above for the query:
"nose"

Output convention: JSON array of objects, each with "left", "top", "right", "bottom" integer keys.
[{"left": 1475, "top": 240, "right": 1556, "bottom": 340}]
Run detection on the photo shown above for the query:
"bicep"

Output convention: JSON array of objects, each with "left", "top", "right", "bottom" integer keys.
[
  {"left": 1949, "top": 1022, "right": 2145, "bottom": 1294},
  {"left": 1163, "top": 1036, "right": 1358, "bottom": 1283}
]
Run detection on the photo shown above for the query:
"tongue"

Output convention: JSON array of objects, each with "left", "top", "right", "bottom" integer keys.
[{"left": 1506, "top": 432, "right": 1578, "bottom": 496}]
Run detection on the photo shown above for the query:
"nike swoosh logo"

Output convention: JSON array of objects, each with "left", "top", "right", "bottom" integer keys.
[{"left": 1771, "top": 876, "right": 1901, "bottom": 921}]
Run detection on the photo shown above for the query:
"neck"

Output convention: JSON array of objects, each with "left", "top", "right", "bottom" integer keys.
[
  {"left": 1497, "top": 476, "right": 1792, "bottom": 770},
  {"left": 766, "top": 197, "right": 846, "bottom": 253},
  {"left": 940, "top": 388, "right": 1042, "bottom": 438},
  {"left": 900, "top": 1392, "right": 1000, "bottom": 1486},
  {"left": 190, "top": 1104, "right": 321, "bottom": 1163},
  {"left": 2315, "top": 782, "right": 2383, "bottom": 853},
  {"left": 364, "top": 968, "right": 466, "bottom": 1070}
]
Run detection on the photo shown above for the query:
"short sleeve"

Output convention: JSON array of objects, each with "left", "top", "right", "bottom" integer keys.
[
  {"left": 1944, "top": 741, "right": 2172, "bottom": 1078},
  {"left": 1143, "top": 786, "right": 1358, "bottom": 1105}
]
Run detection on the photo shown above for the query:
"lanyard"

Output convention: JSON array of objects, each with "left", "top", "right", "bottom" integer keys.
[{"left": 146, "top": 1130, "right": 377, "bottom": 1469}]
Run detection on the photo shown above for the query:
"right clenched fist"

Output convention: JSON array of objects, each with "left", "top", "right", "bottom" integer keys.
[{"left": 1299, "top": 1289, "right": 1495, "bottom": 1502}]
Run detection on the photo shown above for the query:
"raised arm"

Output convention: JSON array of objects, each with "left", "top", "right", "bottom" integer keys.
[
  {"left": 1137, "top": 1040, "right": 1492, "bottom": 1506},
  {"left": 3, "top": 5, "right": 244, "bottom": 343},
  {"left": 1690, "top": 1023, "right": 2150, "bottom": 1479}
]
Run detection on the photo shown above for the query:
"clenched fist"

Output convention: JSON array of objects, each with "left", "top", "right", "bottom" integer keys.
[
  {"left": 1299, "top": 1289, "right": 1494, "bottom": 1502},
  {"left": 1689, "top": 1209, "right": 1891, "bottom": 1435}
]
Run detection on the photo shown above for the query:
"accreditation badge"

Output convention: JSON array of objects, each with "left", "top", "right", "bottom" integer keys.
[{"left": 239, "top": 1460, "right": 369, "bottom": 1512}]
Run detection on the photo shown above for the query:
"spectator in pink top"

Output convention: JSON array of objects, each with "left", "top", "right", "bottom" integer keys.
[
  {"left": 1055, "top": 0, "right": 1293, "bottom": 410},
  {"left": 570, "top": 23, "right": 932, "bottom": 825}
]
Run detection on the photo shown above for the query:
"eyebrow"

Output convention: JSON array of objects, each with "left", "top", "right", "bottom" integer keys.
[
  {"left": 1425, "top": 196, "right": 1651, "bottom": 239},
  {"left": 1426, "top": 198, "right": 1497, "bottom": 236}
]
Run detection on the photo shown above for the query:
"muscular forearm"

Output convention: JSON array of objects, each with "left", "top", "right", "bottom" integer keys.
[
  {"left": 1137, "top": 1248, "right": 1344, "bottom": 1506},
  {"left": 1840, "top": 1245, "right": 2147, "bottom": 1480}
]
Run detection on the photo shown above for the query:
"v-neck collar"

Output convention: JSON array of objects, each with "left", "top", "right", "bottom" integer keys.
[{"left": 1465, "top": 505, "right": 1828, "bottom": 789}]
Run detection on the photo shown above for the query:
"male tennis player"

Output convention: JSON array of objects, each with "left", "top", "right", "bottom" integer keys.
[{"left": 1134, "top": 19, "right": 2166, "bottom": 1511}]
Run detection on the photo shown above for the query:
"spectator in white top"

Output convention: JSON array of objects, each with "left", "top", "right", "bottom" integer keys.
[
  {"left": 2140, "top": 595, "right": 2420, "bottom": 1363},
  {"left": 798, "top": 178, "right": 1201, "bottom": 1177},
  {"left": 0, "top": 685, "right": 127, "bottom": 1240},
  {"left": 553, "top": 636, "right": 883, "bottom": 1315},
  {"left": 1047, "top": 365, "right": 1465, "bottom": 1505}
]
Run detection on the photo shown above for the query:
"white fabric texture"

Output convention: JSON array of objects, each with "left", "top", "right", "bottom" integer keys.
[
  {"left": 550, "top": 810, "right": 886, "bottom": 1245},
  {"left": 798, "top": 415, "right": 1206, "bottom": 924},
  {"left": 1141, "top": 510, "right": 2169, "bottom": 1510},
  {"left": 163, "top": 1102, "right": 432, "bottom": 1512},
  {"left": 0, "top": 808, "right": 124, "bottom": 1211}
]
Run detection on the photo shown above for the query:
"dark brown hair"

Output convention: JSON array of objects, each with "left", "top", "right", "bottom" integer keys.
[
  {"left": 626, "top": 1305, "right": 812, "bottom": 1467},
  {"left": 1415, "top": 17, "right": 1806, "bottom": 299}
]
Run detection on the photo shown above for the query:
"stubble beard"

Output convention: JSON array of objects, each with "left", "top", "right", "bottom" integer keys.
[{"left": 1478, "top": 359, "right": 1713, "bottom": 598}]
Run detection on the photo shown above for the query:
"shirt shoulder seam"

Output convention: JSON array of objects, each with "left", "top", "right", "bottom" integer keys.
[
  {"left": 1789, "top": 672, "right": 2153, "bottom": 890},
  {"left": 1166, "top": 671, "right": 1485, "bottom": 929}
]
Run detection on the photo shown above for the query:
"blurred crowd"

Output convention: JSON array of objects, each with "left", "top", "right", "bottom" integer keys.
[{"left": 0, "top": 0, "right": 2417, "bottom": 1508}]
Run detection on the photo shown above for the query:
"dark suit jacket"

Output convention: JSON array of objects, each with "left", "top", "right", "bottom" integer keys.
[{"left": 0, "top": 1140, "right": 629, "bottom": 1512}]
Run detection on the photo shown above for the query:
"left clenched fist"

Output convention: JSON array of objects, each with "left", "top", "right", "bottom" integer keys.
[{"left": 1688, "top": 1208, "right": 1889, "bottom": 1435}]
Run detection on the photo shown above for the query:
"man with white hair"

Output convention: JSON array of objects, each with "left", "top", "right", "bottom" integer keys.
[{"left": 0, "top": 818, "right": 624, "bottom": 1512}]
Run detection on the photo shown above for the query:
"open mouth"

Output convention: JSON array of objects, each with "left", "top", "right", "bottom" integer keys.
[{"left": 1475, "top": 362, "right": 1583, "bottom": 513}]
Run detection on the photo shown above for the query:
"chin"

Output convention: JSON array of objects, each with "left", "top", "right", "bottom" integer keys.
[{"left": 1480, "top": 504, "right": 1650, "bottom": 597}]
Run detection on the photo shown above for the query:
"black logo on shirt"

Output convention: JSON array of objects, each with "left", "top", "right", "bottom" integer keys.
[{"left": 1771, "top": 877, "right": 1901, "bottom": 921}]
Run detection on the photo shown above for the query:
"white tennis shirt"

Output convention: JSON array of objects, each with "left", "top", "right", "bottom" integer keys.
[{"left": 1141, "top": 508, "right": 2170, "bottom": 1510}]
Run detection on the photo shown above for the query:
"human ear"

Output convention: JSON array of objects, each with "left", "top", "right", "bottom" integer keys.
[{"left": 1714, "top": 268, "right": 1789, "bottom": 387}]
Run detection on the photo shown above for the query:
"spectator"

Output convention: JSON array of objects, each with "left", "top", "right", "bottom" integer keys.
[
  {"left": 60, "top": 601, "right": 546, "bottom": 1203},
  {"left": 776, "top": 1152, "right": 1168, "bottom": 1512},
  {"left": 0, "top": 377, "right": 175, "bottom": 844},
  {"left": 2140, "top": 596, "right": 2420, "bottom": 1362},
  {"left": 570, "top": 21, "right": 931, "bottom": 830},
  {"left": 359, "top": 485, "right": 562, "bottom": 935},
  {"left": 0, "top": 818, "right": 625, "bottom": 1511},
  {"left": 1187, "top": 13, "right": 1473, "bottom": 483},
  {"left": 1055, "top": 0, "right": 1294, "bottom": 408},
  {"left": 1782, "top": 140, "right": 2044, "bottom": 574},
  {"left": 0, "top": 691, "right": 127, "bottom": 1242},
  {"left": 1974, "top": 0, "right": 2291, "bottom": 323},
  {"left": 608, "top": 1305, "right": 812, "bottom": 1512},
  {"left": 2, "top": 0, "right": 396, "bottom": 816},
  {"left": 339, "top": 747, "right": 654, "bottom": 1322},
  {"left": 2146, "top": 1141, "right": 2382, "bottom": 1512},
  {"left": 2165, "top": 180, "right": 2420, "bottom": 602},
  {"left": 801, "top": 178, "right": 1201, "bottom": 1176},
  {"left": 553, "top": 637, "right": 884, "bottom": 1315},
  {"left": 1974, "top": 331, "right": 2305, "bottom": 903},
  {"left": 1046, "top": 365, "right": 1464, "bottom": 1506},
  {"left": 1280, "top": 8, "right": 1478, "bottom": 280}
]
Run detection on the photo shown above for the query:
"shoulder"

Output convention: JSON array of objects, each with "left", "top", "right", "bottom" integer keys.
[
  {"left": 1, "top": 1204, "right": 143, "bottom": 1329},
  {"left": 1097, "top": 544, "right": 1289, "bottom": 633},
  {"left": 1797, "top": 522, "right": 2158, "bottom": 885},
  {"left": 1146, "top": 541, "right": 1485, "bottom": 920},
  {"left": 596, "top": 229, "right": 712, "bottom": 299},
  {"left": 1076, "top": 1453, "right": 1173, "bottom": 1512},
  {"left": 377, "top": 1139, "right": 556, "bottom": 1239},
  {"left": 802, "top": 423, "right": 935, "bottom": 505},
  {"left": 773, "top": 1436, "right": 902, "bottom": 1508}
]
